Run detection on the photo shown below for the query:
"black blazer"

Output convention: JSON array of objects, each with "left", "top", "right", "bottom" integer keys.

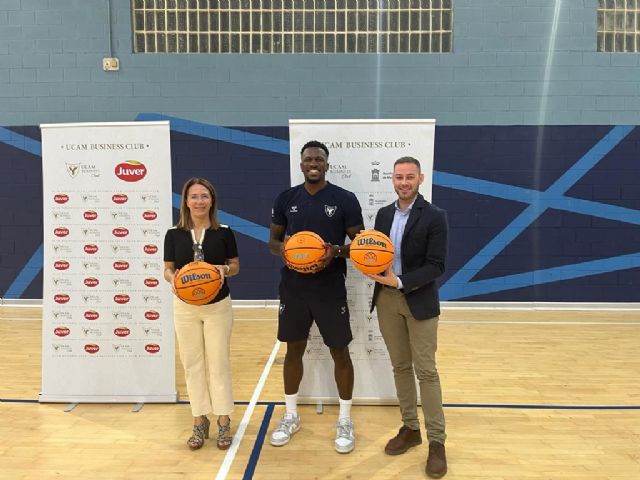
[{"left": 370, "top": 194, "right": 448, "bottom": 321}]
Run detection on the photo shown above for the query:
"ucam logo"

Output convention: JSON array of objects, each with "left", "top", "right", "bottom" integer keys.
[
  {"left": 145, "top": 344, "right": 160, "bottom": 354},
  {"left": 144, "top": 244, "right": 158, "bottom": 254},
  {"left": 54, "top": 227, "right": 69, "bottom": 237},
  {"left": 83, "top": 210, "right": 98, "bottom": 220},
  {"left": 54, "top": 194, "right": 69, "bottom": 204},
  {"left": 112, "top": 193, "right": 128, "bottom": 204},
  {"left": 54, "top": 260, "right": 70, "bottom": 270},
  {"left": 142, "top": 210, "right": 157, "bottom": 221},
  {"left": 54, "top": 326, "right": 70, "bottom": 337},
  {"left": 112, "top": 227, "right": 129, "bottom": 237},
  {"left": 114, "top": 160, "right": 147, "bottom": 182}
]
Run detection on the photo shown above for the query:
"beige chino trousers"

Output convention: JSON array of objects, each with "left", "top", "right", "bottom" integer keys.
[
  {"left": 376, "top": 287, "right": 446, "bottom": 444},
  {"left": 173, "top": 296, "right": 234, "bottom": 417}
]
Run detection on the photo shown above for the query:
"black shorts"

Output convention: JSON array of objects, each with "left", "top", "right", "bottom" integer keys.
[{"left": 277, "top": 281, "right": 352, "bottom": 349}]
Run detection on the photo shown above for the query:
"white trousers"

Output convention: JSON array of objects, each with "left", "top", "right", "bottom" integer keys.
[{"left": 173, "top": 296, "right": 234, "bottom": 417}]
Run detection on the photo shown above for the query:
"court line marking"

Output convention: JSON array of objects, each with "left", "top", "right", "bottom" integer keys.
[
  {"left": 214, "top": 339, "right": 281, "bottom": 480},
  {"left": 441, "top": 320, "right": 640, "bottom": 325},
  {"left": 243, "top": 403, "right": 275, "bottom": 480},
  {"left": 1, "top": 398, "right": 638, "bottom": 410}
]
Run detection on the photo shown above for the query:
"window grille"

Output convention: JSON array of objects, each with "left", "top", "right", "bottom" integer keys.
[
  {"left": 597, "top": 0, "right": 640, "bottom": 52},
  {"left": 132, "top": 0, "right": 453, "bottom": 53}
]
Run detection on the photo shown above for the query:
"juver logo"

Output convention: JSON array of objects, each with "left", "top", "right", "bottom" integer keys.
[{"left": 114, "top": 160, "right": 147, "bottom": 182}]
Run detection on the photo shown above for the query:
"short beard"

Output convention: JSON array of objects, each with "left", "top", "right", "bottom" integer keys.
[{"left": 306, "top": 176, "right": 322, "bottom": 184}]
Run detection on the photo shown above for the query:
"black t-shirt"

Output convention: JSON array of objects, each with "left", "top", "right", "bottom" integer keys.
[
  {"left": 272, "top": 182, "right": 363, "bottom": 288},
  {"left": 164, "top": 225, "right": 238, "bottom": 303}
]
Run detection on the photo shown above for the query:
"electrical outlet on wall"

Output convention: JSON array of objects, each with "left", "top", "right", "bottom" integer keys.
[{"left": 102, "top": 57, "right": 120, "bottom": 71}]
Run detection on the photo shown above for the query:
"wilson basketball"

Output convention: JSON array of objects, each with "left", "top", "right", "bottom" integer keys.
[
  {"left": 283, "top": 231, "right": 327, "bottom": 274},
  {"left": 349, "top": 230, "right": 395, "bottom": 275},
  {"left": 174, "top": 261, "right": 222, "bottom": 305}
]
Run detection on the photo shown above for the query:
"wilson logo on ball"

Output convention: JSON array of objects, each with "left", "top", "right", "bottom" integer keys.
[
  {"left": 84, "top": 344, "right": 99, "bottom": 354},
  {"left": 180, "top": 272, "right": 211, "bottom": 285},
  {"left": 114, "top": 160, "right": 147, "bottom": 182},
  {"left": 54, "top": 227, "right": 70, "bottom": 237},
  {"left": 144, "top": 244, "right": 158, "bottom": 254},
  {"left": 54, "top": 261, "right": 70, "bottom": 270},
  {"left": 84, "top": 244, "right": 98, "bottom": 254},
  {"left": 145, "top": 310, "right": 160, "bottom": 320},
  {"left": 54, "top": 294, "right": 70, "bottom": 304},
  {"left": 112, "top": 193, "right": 128, "bottom": 204},
  {"left": 114, "top": 327, "right": 130, "bottom": 337},
  {"left": 84, "top": 277, "right": 99, "bottom": 287},
  {"left": 144, "top": 278, "right": 159, "bottom": 287},
  {"left": 356, "top": 237, "right": 389, "bottom": 248},
  {"left": 112, "top": 227, "right": 129, "bottom": 237},
  {"left": 83, "top": 211, "right": 98, "bottom": 221},
  {"left": 84, "top": 310, "right": 99, "bottom": 320},
  {"left": 54, "top": 194, "right": 69, "bottom": 204},
  {"left": 145, "top": 344, "right": 160, "bottom": 353},
  {"left": 54, "top": 326, "right": 70, "bottom": 337},
  {"left": 114, "top": 294, "right": 130, "bottom": 304},
  {"left": 113, "top": 261, "right": 129, "bottom": 271}
]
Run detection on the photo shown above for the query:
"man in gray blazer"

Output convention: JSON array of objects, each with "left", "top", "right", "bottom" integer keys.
[{"left": 366, "top": 156, "right": 449, "bottom": 478}]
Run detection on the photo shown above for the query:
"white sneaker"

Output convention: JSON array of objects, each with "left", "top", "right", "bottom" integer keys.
[
  {"left": 270, "top": 412, "right": 301, "bottom": 446},
  {"left": 335, "top": 418, "right": 355, "bottom": 453}
]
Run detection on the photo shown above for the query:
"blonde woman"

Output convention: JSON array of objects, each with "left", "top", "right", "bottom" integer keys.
[{"left": 164, "top": 178, "right": 239, "bottom": 450}]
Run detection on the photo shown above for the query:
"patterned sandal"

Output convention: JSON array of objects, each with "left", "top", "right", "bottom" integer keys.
[
  {"left": 217, "top": 418, "right": 232, "bottom": 450},
  {"left": 187, "top": 417, "right": 210, "bottom": 450}
]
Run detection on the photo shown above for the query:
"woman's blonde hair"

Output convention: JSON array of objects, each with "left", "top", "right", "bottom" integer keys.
[{"left": 176, "top": 177, "right": 220, "bottom": 230}]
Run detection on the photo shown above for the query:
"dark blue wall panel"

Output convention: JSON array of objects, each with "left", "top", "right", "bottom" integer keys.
[{"left": 1, "top": 123, "right": 638, "bottom": 302}]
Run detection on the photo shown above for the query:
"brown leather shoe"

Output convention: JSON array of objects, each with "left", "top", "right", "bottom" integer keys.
[
  {"left": 384, "top": 425, "right": 422, "bottom": 455},
  {"left": 426, "top": 441, "right": 447, "bottom": 478}
]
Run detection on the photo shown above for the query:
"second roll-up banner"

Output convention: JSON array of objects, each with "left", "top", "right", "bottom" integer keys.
[{"left": 289, "top": 119, "right": 436, "bottom": 404}]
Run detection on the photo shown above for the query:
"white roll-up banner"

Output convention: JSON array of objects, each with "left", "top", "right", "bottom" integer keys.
[
  {"left": 289, "top": 119, "right": 436, "bottom": 404},
  {"left": 40, "top": 121, "right": 177, "bottom": 403}
]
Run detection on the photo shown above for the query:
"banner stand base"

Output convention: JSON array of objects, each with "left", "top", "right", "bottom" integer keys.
[
  {"left": 39, "top": 393, "right": 179, "bottom": 403},
  {"left": 64, "top": 403, "right": 78, "bottom": 412},
  {"left": 132, "top": 403, "right": 144, "bottom": 413}
]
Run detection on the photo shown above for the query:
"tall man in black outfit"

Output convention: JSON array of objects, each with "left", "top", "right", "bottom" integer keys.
[
  {"left": 268, "top": 141, "right": 364, "bottom": 454},
  {"left": 366, "top": 156, "right": 449, "bottom": 478}
]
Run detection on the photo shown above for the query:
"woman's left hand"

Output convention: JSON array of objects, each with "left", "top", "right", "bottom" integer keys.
[{"left": 216, "top": 264, "right": 230, "bottom": 279}]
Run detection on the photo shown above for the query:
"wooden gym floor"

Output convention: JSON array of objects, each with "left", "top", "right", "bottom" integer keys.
[{"left": 0, "top": 306, "right": 639, "bottom": 480}]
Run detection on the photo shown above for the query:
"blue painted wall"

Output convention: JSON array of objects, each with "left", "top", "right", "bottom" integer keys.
[
  {"left": 1, "top": 1, "right": 639, "bottom": 301},
  {"left": 2, "top": 121, "right": 639, "bottom": 301},
  {"left": 1, "top": 0, "right": 639, "bottom": 126}
]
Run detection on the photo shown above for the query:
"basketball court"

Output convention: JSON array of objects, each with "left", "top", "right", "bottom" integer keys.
[{"left": 1, "top": 305, "right": 638, "bottom": 479}]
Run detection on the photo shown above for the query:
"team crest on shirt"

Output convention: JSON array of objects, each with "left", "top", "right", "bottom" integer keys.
[{"left": 324, "top": 205, "right": 337, "bottom": 217}]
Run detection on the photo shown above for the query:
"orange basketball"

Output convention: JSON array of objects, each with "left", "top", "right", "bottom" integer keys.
[
  {"left": 283, "top": 231, "right": 327, "bottom": 274},
  {"left": 174, "top": 261, "right": 223, "bottom": 305},
  {"left": 349, "top": 230, "right": 395, "bottom": 275}
]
